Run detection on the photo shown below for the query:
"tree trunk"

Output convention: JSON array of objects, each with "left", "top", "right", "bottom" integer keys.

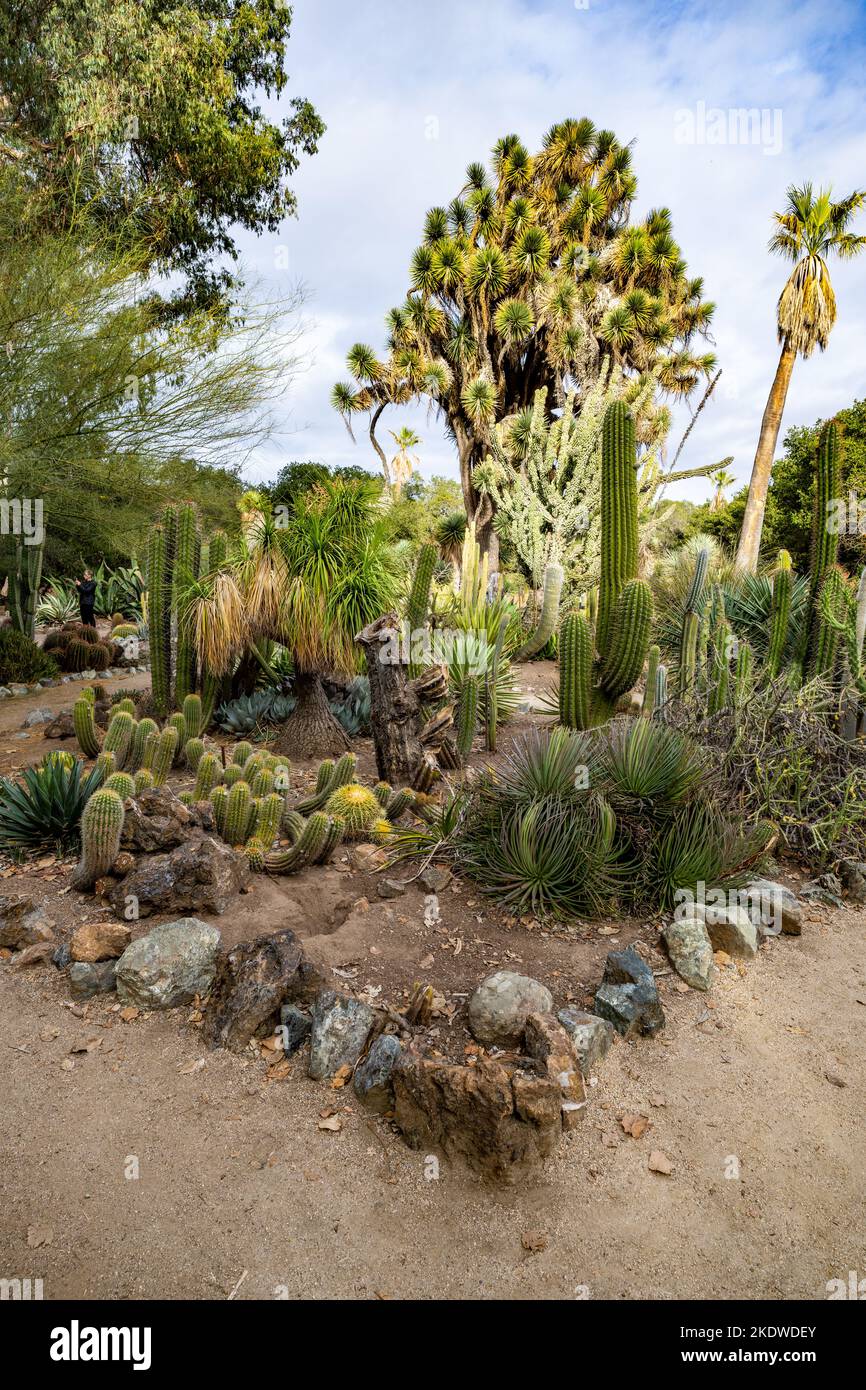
[
  {"left": 735, "top": 341, "right": 797, "bottom": 574},
  {"left": 272, "top": 671, "right": 349, "bottom": 759},
  {"left": 356, "top": 613, "right": 453, "bottom": 786}
]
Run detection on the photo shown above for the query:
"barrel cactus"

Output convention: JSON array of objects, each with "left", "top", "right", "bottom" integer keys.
[
  {"left": 71, "top": 788, "right": 125, "bottom": 890},
  {"left": 324, "top": 783, "right": 380, "bottom": 837}
]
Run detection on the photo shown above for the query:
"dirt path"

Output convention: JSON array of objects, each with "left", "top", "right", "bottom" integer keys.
[
  {"left": 0, "top": 671, "right": 151, "bottom": 776},
  {"left": 1, "top": 893, "right": 863, "bottom": 1301}
]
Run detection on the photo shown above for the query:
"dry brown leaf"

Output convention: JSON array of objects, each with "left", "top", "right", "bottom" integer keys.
[
  {"left": 521, "top": 1230, "right": 548, "bottom": 1253},
  {"left": 317, "top": 1115, "right": 342, "bottom": 1133},
  {"left": 177, "top": 1057, "right": 205, "bottom": 1075},
  {"left": 330, "top": 1064, "right": 352, "bottom": 1089},
  {"left": 119, "top": 1007, "right": 139, "bottom": 1023},
  {"left": 27, "top": 1225, "right": 53, "bottom": 1249},
  {"left": 621, "top": 1113, "right": 650, "bottom": 1139}
]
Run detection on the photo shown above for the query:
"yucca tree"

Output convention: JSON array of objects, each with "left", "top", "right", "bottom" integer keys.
[
  {"left": 736, "top": 183, "right": 866, "bottom": 573},
  {"left": 388, "top": 427, "right": 421, "bottom": 495},
  {"left": 183, "top": 480, "right": 398, "bottom": 756},
  {"left": 333, "top": 120, "right": 716, "bottom": 565},
  {"left": 435, "top": 510, "right": 468, "bottom": 587}
]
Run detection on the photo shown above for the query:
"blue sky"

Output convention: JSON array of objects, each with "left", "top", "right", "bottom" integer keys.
[{"left": 235, "top": 0, "right": 866, "bottom": 503}]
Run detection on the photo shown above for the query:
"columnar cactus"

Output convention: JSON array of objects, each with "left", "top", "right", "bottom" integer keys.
[
  {"left": 643, "top": 644, "right": 660, "bottom": 717},
  {"left": 653, "top": 662, "right": 669, "bottom": 721},
  {"left": 224, "top": 781, "right": 252, "bottom": 846},
  {"left": 71, "top": 788, "right": 125, "bottom": 890},
  {"left": 558, "top": 403, "right": 652, "bottom": 729},
  {"left": 130, "top": 718, "right": 158, "bottom": 770},
  {"left": 251, "top": 768, "right": 275, "bottom": 798},
  {"left": 407, "top": 541, "right": 437, "bottom": 635},
  {"left": 800, "top": 420, "right": 842, "bottom": 674},
  {"left": 104, "top": 772, "right": 136, "bottom": 799},
  {"left": 152, "top": 726, "right": 179, "bottom": 787},
  {"left": 223, "top": 763, "right": 245, "bottom": 787},
  {"left": 515, "top": 561, "right": 563, "bottom": 661},
  {"left": 174, "top": 502, "right": 199, "bottom": 704},
  {"left": 182, "top": 693, "right": 203, "bottom": 741},
  {"left": 193, "top": 752, "right": 220, "bottom": 801},
  {"left": 264, "top": 812, "right": 344, "bottom": 873},
  {"left": 104, "top": 711, "right": 134, "bottom": 769},
  {"left": 95, "top": 750, "right": 116, "bottom": 781},
  {"left": 148, "top": 524, "right": 170, "bottom": 716},
  {"left": 73, "top": 696, "right": 102, "bottom": 759},
  {"left": 455, "top": 676, "right": 479, "bottom": 762},
  {"left": 134, "top": 769, "right": 155, "bottom": 793},
  {"left": 112, "top": 698, "right": 136, "bottom": 717},
  {"left": 678, "top": 548, "right": 709, "bottom": 696},
  {"left": 296, "top": 753, "right": 357, "bottom": 814},
  {"left": 184, "top": 737, "right": 205, "bottom": 772},
  {"left": 767, "top": 551, "right": 793, "bottom": 679},
  {"left": 139, "top": 729, "right": 160, "bottom": 772},
  {"left": 211, "top": 784, "right": 228, "bottom": 835},
  {"left": 254, "top": 793, "right": 283, "bottom": 848}
]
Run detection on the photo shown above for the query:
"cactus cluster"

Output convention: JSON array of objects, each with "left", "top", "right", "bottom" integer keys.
[
  {"left": 559, "top": 402, "right": 653, "bottom": 729},
  {"left": 147, "top": 502, "right": 223, "bottom": 719}
]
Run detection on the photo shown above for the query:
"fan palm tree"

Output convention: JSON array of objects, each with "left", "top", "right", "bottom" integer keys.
[
  {"left": 736, "top": 183, "right": 866, "bottom": 572},
  {"left": 183, "top": 481, "right": 398, "bottom": 756},
  {"left": 333, "top": 120, "right": 716, "bottom": 567},
  {"left": 388, "top": 427, "right": 421, "bottom": 495},
  {"left": 709, "top": 462, "right": 736, "bottom": 511}
]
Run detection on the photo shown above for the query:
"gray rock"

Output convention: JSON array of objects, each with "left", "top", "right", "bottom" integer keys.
[
  {"left": 115, "top": 918, "right": 221, "bottom": 1010},
  {"left": 594, "top": 945, "right": 665, "bottom": 1037},
  {"left": 0, "top": 896, "right": 55, "bottom": 950},
  {"left": 467, "top": 970, "right": 554, "bottom": 1047},
  {"left": 663, "top": 916, "right": 715, "bottom": 990},
  {"left": 308, "top": 990, "right": 374, "bottom": 1080},
  {"left": 38, "top": 678, "right": 60, "bottom": 688},
  {"left": 354, "top": 1034, "right": 402, "bottom": 1112},
  {"left": 557, "top": 1007, "right": 616, "bottom": 1074},
  {"left": 10, "top": 684, "right": 29, "bottom": 696},
  {"left": 279, "top": 1004, "right": 312, "bottom": 1055},
  {"left": 0, "top": 687, "right": 11, "bottom": 697},
  {"left": 70, "top": 960, "right": 117, "bottom": 1000},
  {"left": 23, "top": 707, "right": 54, "bottom": 727},
  {"left": 743, "top": 879, "right": 803, "bottom": 936},
  {"left": 201, "top": 928, "right": 304, "bottom": 1052},
  {"left": 418, "top": 865, "right": 453, "bottom": 894},
  {"left": 700, "top": 905, "right": 758, "bottom": 958},
  {"left": 376, "top": 878, "right": 406, "bottom": 899},
  {"left": 52, "top": 943, "right": 71, "bottom": 969}
]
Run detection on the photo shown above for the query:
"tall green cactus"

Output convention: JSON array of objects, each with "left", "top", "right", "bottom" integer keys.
[
  {"left": 193, "top": 752, "right": 220, "bottom": 801},
  {"left": 71, "top": 788, "right": 125, "bottom": 890},
  {"left": 643, "top": 644, "right": 660, "bottom": 717},
  {"left": 174, "top": 502, "right": 199, "bottom": 704},
  {"left": 3, "top": 530, "right": 45, "bottom": 638},
  {"left": 800, "top": 420, "right": 842, "bottom": 674},
  {"left": 407, "top": 542, "right": 437, "bottom": 635},
  {"left": 515, "top": 561, "right": 563, "bottom": 661},
  {"left": 558, "top": 403, "right": 652, "bottom": 729},
  {"left": 678, "top": 547, "right": 709, "bottom": 696},
  {"left": 103, "top": 711, "right": 134, "bottom": 769},
  {"left": 148, "top": 524, "right": 170, "bottom": 716},
  {"left": 224, "top": 781, "right": 252, "bottom": 846},
  {"left": 767, "top": 551, "right": 793, "bottom": 679},
  {"left": 151, "top": 727, "right": 179, "bottom": 787},
  {"left": 264, "top": 812, "right": 343, "bottom": 873},
  {"left": 455, "top": 676, "right": 479, "bottom": 762},
  {"left": 73, "top": 696, "right": 102, "bottom": 759}
]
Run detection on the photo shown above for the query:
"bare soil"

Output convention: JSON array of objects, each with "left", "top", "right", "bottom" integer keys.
[{"left": 0, "top": 673, "right": 864, "bottom": 1300}]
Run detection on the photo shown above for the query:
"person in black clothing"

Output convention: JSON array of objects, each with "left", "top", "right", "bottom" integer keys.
[{"left": 75, "top": 570, "right": 97, "bottom": 628}]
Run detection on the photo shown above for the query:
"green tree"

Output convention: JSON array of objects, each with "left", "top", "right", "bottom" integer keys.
[
  {"left": 0, "top": 0, "right": 323, "bottom": 318},
  {"left": 333, "top": 120, "right": 715, "bottom": 563},
  {"left": 736, "top": 183, "right": 866, "bottom": 572}
]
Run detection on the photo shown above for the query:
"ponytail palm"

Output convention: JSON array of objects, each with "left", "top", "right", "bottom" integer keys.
[{"left": 736, "top": 183, "right": 866, "bottom": 573}]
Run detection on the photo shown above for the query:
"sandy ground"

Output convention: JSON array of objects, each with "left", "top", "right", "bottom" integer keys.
[{"left": 0, "top": 668, "right": 864, "bottom": 1300}]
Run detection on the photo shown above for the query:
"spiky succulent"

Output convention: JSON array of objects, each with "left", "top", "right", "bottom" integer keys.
[
  {"left": 324, "top": 783, "right": 380, "bottom": 837},
  {"left": 0, "top": 757, "right": 104, "bottom": 851}
]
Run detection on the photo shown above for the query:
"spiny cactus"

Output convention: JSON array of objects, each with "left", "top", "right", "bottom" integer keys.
[
  {"left": 678, "top": 547, "right": 709, "bottom": 697},
  {"left": 264, "top": 812, "right": 344, "bottom": 873},
  {"left": 148, "top": 524, "right": 170, "bottom": 716},
  {"left": 369, "top": 816, "right": 393, "bottom": 845},
  {"left": 104, "top": 771, "right": 136, "bottom": 799},
  {"left": 95, "top": 750, "right": 116, "bottom": 782},
  {"left": 73, "top": 696, "right": 102, "bottom": 759},
  {"left": 251, "top": 768, "right": 275, "bottom": 798},
  {"left": 407, "top": 541, "right": 437, "bottom": 635},
  {"left": 324, "top": 782, "right": 380, "bottom": 837},
  {"left": 111, "top": 623, "right": 138, "bottom": 639},
  {"left": 223, "top": 763, "right": 245, "bottom": 787},
  {"left": 558, "top": 403, "right": 652, "bottom": 729},
  {"left": 374, "top": 781, "right": 392, "bottom": 808},
  {"left": 244, "top": 837, "right": 267, "bottom": 872},
  {"left": 254, "top": 793, "right": 283, "bottom": 848},
  {"left": 455, "top": 676, "right": 479, "bottom": 762},
  {"left": 184, "top": 737, "right": 205, "bottom": 772},
  {"left": 139, "top": 729, "right": 160, "bottom": 773},
  {"left": 130, "top": 718, "right": 157, "bottom": 770},
  {"left": 134, "top": 768, "right": 154, "bottom": 793},
  {"left": 224, "top": 781, "right": 252, "bottom": 846},
  {"left": 385, "top": 787, "right": 412, "bottom": 820},
  {"left": 233, "top": 740, "right": 254, "bottom": 767},
  {"left": 281, "top": 805, "right": 306, "bottom": 841},
  {"left": 515, "top": 561, "right": 563, "bottom": 661},
  {"left": 104, "top": 711, "right": 134, "bottom": 769},
  {"left": 193, "top": 752, "right": 220, "bottom": 801},
  {"left": 174, "top": 502, "right": 199, "bottom": 704},
  {"left": 296, "top": 752, "right": 357, "bottom": 814},
  {"left": 71, "top": 788, "right": 125, "bottom": 890},
  {"left": 112, "top": 698, "right": 136, "bottom": 716},
  {"left": 151, "top": 726, "right": 179, "bottom": 787},
  {"left": 167, "top": 713, "right": 187, "bottom": 764},
  {"left": 767, "top": 551, "right": 793, "bottom": 679},
  {"left": 182, "top": 692, "right": 203, "bottom": 742},
  {"left": 653, "top": 662, "right": 669, "bottom": 721},
  {"left": 643, "top": 644, "right": 660, "bottom": 717},
  {"left": 800, "top": 420, "right": 842, "bottom": 674},
  {"left": 734, "top": 641, "right": 753, "bottom": 707},
  {"left": 211, "top": 784, "right": 228, "bottom": 835}
]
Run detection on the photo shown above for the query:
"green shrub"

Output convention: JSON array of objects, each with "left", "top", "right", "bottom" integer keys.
[{"left": 0, "top": 628, "right": 59, "bottom": 685}]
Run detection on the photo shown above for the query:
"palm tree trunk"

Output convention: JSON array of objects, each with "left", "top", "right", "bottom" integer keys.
[
  {"left": 735, "top": 341, "right": 797, "bottom": 573},
  {"left": 272, "top": 671, "right": 349, "bottom": 759}
]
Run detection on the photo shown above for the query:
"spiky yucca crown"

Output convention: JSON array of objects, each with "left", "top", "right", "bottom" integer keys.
[{"left": 324, "top": 783, "right": 380, "bottom": 834}]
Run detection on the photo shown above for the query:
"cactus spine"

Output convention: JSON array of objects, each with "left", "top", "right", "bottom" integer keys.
[{"left": 71, "top": 788, "right": 125, "bottom": 890}]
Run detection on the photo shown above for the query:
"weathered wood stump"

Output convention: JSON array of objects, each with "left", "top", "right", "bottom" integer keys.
[{"left": 356, "top": 613, "right": 453, "bottom": 787}]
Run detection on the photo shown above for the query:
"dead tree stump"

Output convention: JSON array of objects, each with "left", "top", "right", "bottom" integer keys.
[{"left": 356, "top": 613, "right": 453, "bottom": 788}]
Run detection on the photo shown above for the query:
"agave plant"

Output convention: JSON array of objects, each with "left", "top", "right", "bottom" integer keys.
[
  {"left": 0, "top": 755, "right": 104, "bottom": 852},
  {"left": 595, "top": 718, "right": 704, "bottom": 810},
  {"left": 214, "top": 689, "right": 296, "bottom": 736},
  {"left": 36, "top": 584, "right": 79, "bottom": 625}
]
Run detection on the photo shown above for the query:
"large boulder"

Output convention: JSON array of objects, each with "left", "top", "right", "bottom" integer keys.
[
  {"left": 467, "top": 971, "right": 553, "bottom": 1048},
  {"left": 69, "top": 960, "right": 117, "bottom": 1000},
  {"left": 202, "top": 928, "right": 310, "bottom": 1052},
  {"left": 308, "top": 990, "right": 375, "bottom": 1080},
  {"left": 392, "top": 1050, "right": 564, "bottom": 1182},
  {"left": 120, "top": 786, "right": 213, "bottom": 854},
  {"left": 594, "top": 945, "right": 665, "bottom": 1037},
  {"left": 107, "top": 836, "right": 249, "bottom": 919},
  {"left": 115, "top": 918, "right": 221, "bottom": 1010},
  {"left": 0, "top": 895, "right": 54, "bottom": 950}
]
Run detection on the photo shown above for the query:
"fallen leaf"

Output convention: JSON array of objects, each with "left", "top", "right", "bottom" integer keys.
[
  {"left": 621, "top": 1113, "right": 650, "bottom": 1139},
  {"left": 70, "top": 1037, "right": 102, "bottom": 1054},
  {"left": 648, "top": 1150, "right": 673, "bottom": 1176},
  {"left": 317, "top": 1115, "right": 342, "bottom": 1133},
  {"left": 266, "top": 1058, "right": 291, "bottom": 1082},
  {"left": 27, "top": 1225, "right": 53, "bottom": 1248},
  {"left": 330, "top": 1064, "right": 352, "bottom": 1089},
  {"left": 119, "top": 1007, "right": 139, "bottom": 1023}
]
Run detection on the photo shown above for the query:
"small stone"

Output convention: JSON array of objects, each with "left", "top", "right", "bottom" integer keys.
[
  {"left": 648, "top": 1149, "right": 673, "bottom": 1176},
  {"left": 0, "top": 896, "right": 55, "bottom": 950},
  {"left": 10, "top": 942, "right": 54, "bottom": 970},
  {"left": 70, "top": 921, "right": 131, "bottom": 963},
  {"left": 52, "top": 943, "right": 71, "bottom": 969},
  {"left": 468, "top": 970, "right": 554, "bottom": 1047},
  {"left": 308, "top": 990, "right": 374, "bottom": 1080},
  {"left": 354, "top": 1034, "right": 402, "bottom": 1112},
  {"left": 418, "top": 865, "right": 453, "bottom": 894},
  {"left": 662, "top": 916, "right": 715, "bottom": 990},
  {"left": 838, "top": 860, "right": 866, "bottom": 903},
  {"left": 69, "top": 960, "right": 117, "bottom": 999},
  {"left": 557, "top": 1007, "right": 616, "bottom": 1074},
  {"left": 743, "top": 879, "right": 802, "bottom": 936},
  {"left": 376, "top": 878, "right": 406, "bottom": 899},
  {"left": 523, "top": 1012, "right": 586, "bottom": 1129},
  {"left": 23, "top": 707, "right": 54, "bottom": 727}
]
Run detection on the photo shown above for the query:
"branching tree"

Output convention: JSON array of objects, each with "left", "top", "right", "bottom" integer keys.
[{"left": 333, "top": 120, "right": 716, "bottom": 563}]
